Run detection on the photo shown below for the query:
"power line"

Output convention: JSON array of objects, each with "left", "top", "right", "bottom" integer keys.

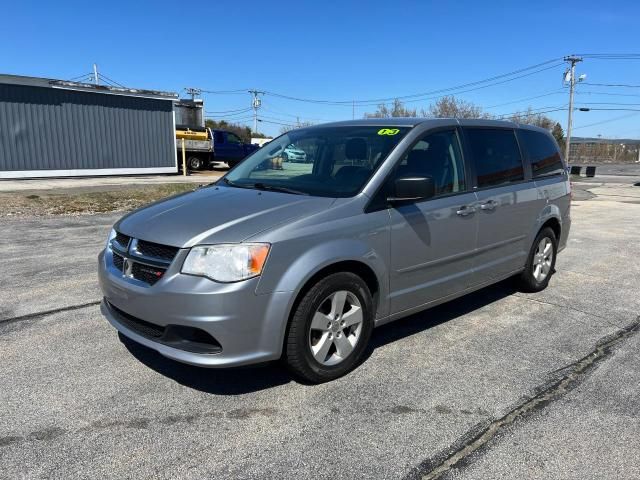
[
  {"left": 485, "top": 90, "right": 565, "bottom": 109},
  {"left": 258, "top": 118, "right": 296, "bottom": 127},
  {"left": 205, "top": 107, "right": 253, "bottom": 114},
  {"left": 495, "top": 106, "right": 567, "bottom": 119},
  {"left": 99, "top": 73, "right": 126, "bottom": 88},
  {"left": 573, "top": 112, "right": 640, "bottom": 130},
  {"left": 204, "top": 115, "right": 254, "bottom": 123},
  {"left": 577, "top": 53, "right": 640, "bottom": 59},
  {"left": 578, "top": 91, "right": 640, "bottom": 98},
  {"left": 263, "top": 59, "right": 564, "bottom": 106},
  {"left": 576, "top": 102, "right": 640, "bottom": 106},
  {"left": 68, "top": 73, "right": 93, "bottom": 82},
  {"left": 200, "top": 88, "right": 249, "bottom": 94},
  {"left": 582, "top": 82, "right": 640, "bottom": 88},
  {"left": 579, "top": 108, "right": 640, "bottom": 111},
  {"left": 261, "top": 103, "right": 334, "bottom": 122}
]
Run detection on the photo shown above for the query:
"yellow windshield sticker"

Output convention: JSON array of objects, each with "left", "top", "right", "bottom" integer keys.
[{"left": 378, "top": 128, "right": 400, "bottom": 136}]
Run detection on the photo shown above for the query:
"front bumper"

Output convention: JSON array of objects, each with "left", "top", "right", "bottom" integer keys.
[{"left": 98, "top": 249, "right": 293, "bottom": 367}]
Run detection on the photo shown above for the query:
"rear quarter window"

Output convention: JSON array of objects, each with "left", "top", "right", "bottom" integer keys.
[
  {"left": 465, "top": 128, "right": 524, "bottom": 188},
  {"left": 518, "top": 129, "right": 565, "bottom": 178}
]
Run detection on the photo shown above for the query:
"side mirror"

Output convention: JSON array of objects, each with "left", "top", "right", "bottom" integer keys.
[{"left": 388, "top": 176, "right": 435, "bottom": 202}]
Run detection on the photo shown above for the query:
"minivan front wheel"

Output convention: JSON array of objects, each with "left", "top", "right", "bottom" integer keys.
[
  {"left": 285, "top": 272, "right": 374, "bottom": 383},
  {"left": 517, "top": 227, "right": 558, "bottom": 292}
]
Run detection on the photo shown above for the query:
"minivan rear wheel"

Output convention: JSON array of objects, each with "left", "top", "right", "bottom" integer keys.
[
  {"left": 285, "top": 272, "right": 374, "bottom": 383},
  {"left": 516, "top": 227, "right": 558, "bottom": 292}
]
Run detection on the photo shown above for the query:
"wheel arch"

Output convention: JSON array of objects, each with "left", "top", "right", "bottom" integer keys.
[
  {"left": 530, "top": 204, "right": 563, "bottom": 244},
  {"left": 280, "top": 259, "right": 381, "bottom": 358},
  {"left": 540, "top": 217, "right": 561, "bottom": 241}
]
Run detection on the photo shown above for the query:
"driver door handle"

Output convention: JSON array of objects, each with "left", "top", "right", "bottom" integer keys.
[
  {"left": 456, "top": 205, "right": 476, "bottom": 216},
  {"left": 480, "top": 200, "right": 497, "bottom": 211}
]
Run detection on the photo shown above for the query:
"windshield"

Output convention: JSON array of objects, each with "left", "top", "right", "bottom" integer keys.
[{"left": 223, "top": 126, "right": 411, "bottom": 197}]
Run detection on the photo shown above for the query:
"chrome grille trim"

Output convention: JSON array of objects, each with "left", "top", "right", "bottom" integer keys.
[{"left": 109, "top": 233, "right": 180, "bottom": 286}]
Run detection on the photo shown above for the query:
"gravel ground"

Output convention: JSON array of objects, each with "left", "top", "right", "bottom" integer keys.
[{"left": 0, "top": 178, "right": 638, "bottom": 479}]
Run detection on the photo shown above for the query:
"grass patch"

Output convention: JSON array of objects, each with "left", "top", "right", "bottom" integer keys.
[{"left": 1, "top": 183, "right": 198, "bottom": 217}]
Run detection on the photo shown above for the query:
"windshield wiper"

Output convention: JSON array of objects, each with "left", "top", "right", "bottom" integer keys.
[
  {"left": 221, "top": 177, "right": 253, "bottom": 189},
  {"left": 252, "top": 183, "right": 309, "bottom": 195}
]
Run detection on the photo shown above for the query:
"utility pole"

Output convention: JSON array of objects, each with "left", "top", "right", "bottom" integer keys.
[
  {"left": 352, "top": 100, "right": 355, "bottom": 120},
  {"left": 93, "top": 63, "right": 99, "bottom": 85},
  {"left": 249, "top": 89, "right": 264, "bottom": 134},
  {"left": 185, "top": 88, "right": 201, "bottom": 100},
  {"left": 564, "top": 56, "right": 583, "bottom": 163}
]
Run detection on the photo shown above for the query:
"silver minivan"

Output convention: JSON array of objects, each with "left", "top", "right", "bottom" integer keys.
[{"left": 99, "top": 119, "right": 571, "bottom": 383}]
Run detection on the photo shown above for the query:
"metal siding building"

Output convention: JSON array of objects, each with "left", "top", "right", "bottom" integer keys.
[{"left": 0, "top": 74, "right": 178, "bottom": 178}]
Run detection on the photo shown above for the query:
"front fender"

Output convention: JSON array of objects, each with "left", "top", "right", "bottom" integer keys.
[{"left": 256, "top": 238, "right": 390, "bottom": 319}]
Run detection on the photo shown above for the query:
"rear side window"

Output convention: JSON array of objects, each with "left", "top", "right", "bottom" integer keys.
[
  {"left": 465, "top": 128, "right": 524, "bottom": 188},
  {"left": 518, "top": 129, "right": 565, "bottom": 178}
]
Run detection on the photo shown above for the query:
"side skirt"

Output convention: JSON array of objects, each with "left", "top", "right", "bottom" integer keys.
[{"left": 374, "top": 267, "right": 525, "bottom": 328}]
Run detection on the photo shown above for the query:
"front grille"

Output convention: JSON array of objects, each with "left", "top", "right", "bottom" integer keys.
[
  {"left": 136, "top": 240, "right": 179, "bottom": 261},
  {"left": 131, "top": 262, "right": 166, "bottom": 286},
  {"left": 109, "top": 235, "right": 178, "bottom": 287},
  {"left": 113, "top": 252, "right": 124, "bottom": 271},
  {"left": 114, "top": 232, "right": 130, "bottom": 249},
  {"left": 110, "top": 303, "right": 165, "bottom": 339}
]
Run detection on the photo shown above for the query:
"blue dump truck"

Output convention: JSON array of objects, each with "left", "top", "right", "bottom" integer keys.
[{"left": 174, "top": 100, "right": 259, "bottom": 171}]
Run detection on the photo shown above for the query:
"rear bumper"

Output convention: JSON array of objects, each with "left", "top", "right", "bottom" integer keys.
[{"left": 98, "top": 250, "right": 293, "bottom": 367}]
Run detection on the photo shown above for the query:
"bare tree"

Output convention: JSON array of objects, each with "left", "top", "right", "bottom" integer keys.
[
  {"left": 508, "top": 107, "right": 555, "bottom": 130},
  {"left": 425, "top": 96, "right": 490, "bottom": 119},
  {"left": 279, "top": 121, "right": 314, "bottom": 134},
  {"left": 365, "top": 99, "right": 417, "bottom": 118}
]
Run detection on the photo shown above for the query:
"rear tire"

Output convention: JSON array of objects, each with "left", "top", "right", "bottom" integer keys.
[
  {"left": 188, "top": 156, "right": 203, "bottom": 171},
  {"left": 285, "top": 272, "right": 374, "bottom": 383},
  {"left": 516, "top": 227, "right": 557, "bottom": 292}
]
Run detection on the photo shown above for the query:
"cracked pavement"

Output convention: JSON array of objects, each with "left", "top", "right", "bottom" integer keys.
[{"left": 1, "top": 176, "right": 639, "bottom": 479}]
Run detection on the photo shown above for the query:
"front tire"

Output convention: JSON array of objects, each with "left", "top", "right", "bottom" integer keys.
[
  {"left": 285, "top": 272, "right": 374, "bottom": 383},
  {"left": 516, "top": 227, "right": 557, "bottom": 292}
]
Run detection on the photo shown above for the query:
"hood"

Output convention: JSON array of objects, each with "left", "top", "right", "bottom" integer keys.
[{"left": 116, "top": 185, "right": 335, "bottom": 247}]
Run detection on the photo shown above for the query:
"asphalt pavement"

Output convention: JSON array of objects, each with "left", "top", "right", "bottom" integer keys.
[{"left": 0, "top": 176, "right": 639, "bottom": 479}]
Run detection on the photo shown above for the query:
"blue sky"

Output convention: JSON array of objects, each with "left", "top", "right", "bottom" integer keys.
[{"left": 3, "top": 0, "right": 640, "bottom": 138}]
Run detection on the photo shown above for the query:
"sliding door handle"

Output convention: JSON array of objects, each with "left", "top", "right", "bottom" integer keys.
[
  {"left": 456, "top": 205, "right": 476, "bottom": 216},
  {"left": 480, "top": 200, "right": 497, "bottom": 211}
]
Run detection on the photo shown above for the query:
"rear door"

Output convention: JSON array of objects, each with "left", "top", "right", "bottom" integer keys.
[
  {"left": 388, "top": 128, "right": 479, "bottom": 314},
  {"left": 463, "top": 127, "right": 538, "bottom": 282}
]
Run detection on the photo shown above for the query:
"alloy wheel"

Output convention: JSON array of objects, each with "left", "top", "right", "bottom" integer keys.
[
  {"left": 308, "top": 290, "right": 363, "bottom": 366},
  {"left": 533, "top": 237, "right": 553, "bottom": 282}
]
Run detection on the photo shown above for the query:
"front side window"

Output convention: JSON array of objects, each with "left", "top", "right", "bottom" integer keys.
[
  {"left": 394, "top": 130, "right": 466, "bottom": 196},
  {"left": 518, "top": 129, "right": 565, "bottom": 178},
  {"left": 465, "top": 128, "right": 524, "bottom": 188},
  {"left": 224, "top": 126, "right": 410, "bottom": 197}
]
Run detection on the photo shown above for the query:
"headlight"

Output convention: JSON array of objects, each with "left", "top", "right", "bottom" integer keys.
[
  {"left": 106, "top": 228, "right": 116, "bottom": 249},
  {"left": 181, "top": 243, "right": 270, "bottom": 282}
]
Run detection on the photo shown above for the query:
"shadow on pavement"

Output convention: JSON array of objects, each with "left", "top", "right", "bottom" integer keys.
[
  {"left": 370, "top": 279, "right": 517, "bottom": 351},
  {"left": 120, "top": 279, "right": 517, "bottom": 395}
]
